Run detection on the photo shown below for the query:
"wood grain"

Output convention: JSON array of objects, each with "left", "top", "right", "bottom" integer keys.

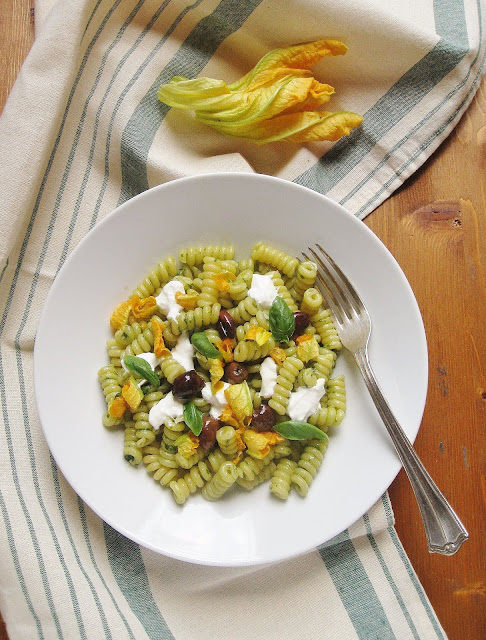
[
  {"left": 0, "top": 1, "right": 485, "bottom": 639},
  {"left": 366, "top": 80, "right": 486, "bottom": 640}
]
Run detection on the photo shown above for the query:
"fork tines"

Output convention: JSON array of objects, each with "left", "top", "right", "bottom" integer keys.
[{"left": 303, "top": 244, "right": 363, "bottom": 326}]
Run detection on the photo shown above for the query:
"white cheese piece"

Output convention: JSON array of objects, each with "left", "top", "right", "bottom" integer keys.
[
  {"left": 148, "top": 392, "right": 184, "bottom": 429},
  {"left": 171, "top": 332, "right": 195, "bottom": 372},
  {"left": 248, "top": 273, "right": 278, "bottom": 309},
  {"left": 260, "top": 357, "right": 278, "bottom": 399},
  {"left": 201, "top": 381, "right": 230, "bottom": 419},
  {"left": 287, "top": 378, "right": 326, "bottom": 422},
  {"left": 155, "top": 280, "right": 185, "bottom": 320}
]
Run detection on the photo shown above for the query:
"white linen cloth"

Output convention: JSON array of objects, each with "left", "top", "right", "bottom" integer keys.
[{"left": 0, "top": 0, "right": 484, "bottom": 637}]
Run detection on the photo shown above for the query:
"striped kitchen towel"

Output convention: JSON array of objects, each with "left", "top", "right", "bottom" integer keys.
[{"left": 0, "top": 0, "right": 483, "bottom": 638}]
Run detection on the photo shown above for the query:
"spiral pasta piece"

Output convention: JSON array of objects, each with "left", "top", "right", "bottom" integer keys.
[
  {"left": 296, "top": 367, "right": 319, "bottom": 388},
  {"left": 106, "top": 338, "right": 123, "bottom": 368},
  {"left": 170, "top": 303, "right": 221, "bottom": 336},
  {"left": 236, "top": 451, "right": 275, "bottom": 482},
  {"left": 123, "top": 422, "right": 143, "bottom": 466},
  {"left": 291, "top": 260, "right": 318, "bottom": 301},
  {"left": 133, "top": 402, "right": 156, "bottom": 448},
  {"left": 168, "top": 452, "right": 226, "bottom": 504},
  {"left": 238, "top": 258, "right": 254, "bottom": 273},
  {"left": 270, "top": 458, "right": 298, "bottom": 500},
  {"left": 114, "top": 320, "right": 145, "bottom": 348},
  {"left": 314, "top": 348, "right": 337, "bottom": 379},
  {"left": 308, "top": 375, "right": 346, "bottom": 428},
  {"left": 142, "top": 445, "right": 180, "bottom": 485},
  {"left": 98, "top": 365, "right": 122, "bottom": 407},
  {"left": 122, "top": 323, "right": 156, "bottom": 357},
  {"left": 132, "top": 256, "right": 178, "bottom": 298},
  {"left": 233, "top": 336, "right": 276, "bottom": 363},
  {"left": 268, "top": 271, "right": 298, "bottom": 312},
  {"left": 197, "top": 257, "right": 221, "bottom": 308},
  {"left": 310, "top": 308, "right": 342, "bottom": 350},
  {"left": 268, "top": 356, "right": 304, "bottom": 415},
  {"left": 300, "top": 287, "right": 323, "bottom": 315},
  {"left": 291, "top": 437, "right": 329, "bottom": 497},
  {"left": 160, "top": 422, "right": 186, "bottom": 468},
  {"left": 202, "top": 461, "right": 239, "bottom": 501},
  {"left": 237, "top": 461, "right": 276, "bottom": 491},
  {"left": 216, "top": 426, "right": 239, "bottom": 456},
  {"left": 228, "top": 274, "right": 249, "bottom": 302},
  {"left": 251, "top": 243, "right": 299, "bottom": 278},
  {"left": 179, "top": 245, "right": 235, "bottom": 267},
  {"left": 159, "top": 355, "right": 185, "bottom": 384},
  {"left": 175, "top": 446, "right": 207, "bottom": 470},
  {"left": 227, "top": 297, "right": 259, "bottom": 324}
]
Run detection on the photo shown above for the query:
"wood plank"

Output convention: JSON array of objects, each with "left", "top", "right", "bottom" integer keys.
[{"left": 366, "top": 78, "right": 486, "bottom": 640}]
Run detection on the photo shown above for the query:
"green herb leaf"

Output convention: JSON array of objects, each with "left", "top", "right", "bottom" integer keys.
[
  {"left": 191, "top": 331, "right": 221, "bottom": 358},
  {"left": 123, "top": 355, "right": 159, "bottom": 387},
  {"left": 273, "top": 421, "right": 329, "bottom": 441},
  {"left": 269, "top": 296, "right": 295, "bottom": 342},
  {"left": 183, "top": 401, "right": 203, "bottom": 436}
]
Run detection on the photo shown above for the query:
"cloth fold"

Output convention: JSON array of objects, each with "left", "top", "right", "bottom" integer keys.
[{"left": 1, "top": 0, "right": 484, "bottom": 637}]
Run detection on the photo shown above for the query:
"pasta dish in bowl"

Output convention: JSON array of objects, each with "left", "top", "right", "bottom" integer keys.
[{"left": 34, "top": 173, "right": 427, "bottom": 566}]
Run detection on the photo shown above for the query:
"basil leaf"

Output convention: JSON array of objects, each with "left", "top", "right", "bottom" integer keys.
[
  {"left": 274, "top": 421, "right": 329, "bottom": 441},
  {"left": 269, "top": 296, "right": 295, "bottom": 342},
  {"left": 183, "top": 401, "right": 203, "bottom": 436},
  {"left": 191, "top": 331, "right": 221, "bottom": 358},
  {"left": 123, "top": 355, "right": 159, "bottom": 387}
]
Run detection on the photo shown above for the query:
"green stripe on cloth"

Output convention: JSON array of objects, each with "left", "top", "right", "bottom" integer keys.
[
  {"left": 84, "top": 0, "right": 172, "bottom": 231},
  {"left": 0, "top": 489, "right": 44, "bottom": 639},
  {"left": 296, "top": 1, "right": 469, "bottom": 197},
  {"left": 118, "top": 0, "right": 265, "bottom": 203},
  {"left": 294, "top": 0, "right": 470, "bottom": 205},
  {"left": 355, "top": 4, "right": 484, "bottom": 216},
  {"left": 363, "top": 514, "right": 421, "bottom": 640},
  {"left": 104, "top": 524, "right": 175, "bottom": 639},
  {"left": 77, "top": 499, "right": 137, "bottom": 639},
  {"left": 0, "top": 3, "right": 139, "bottom": 635},
  {"left": 387, "top": 525, "right": 448, "bottom": 639},
  {"left": 0, "top": 356, "right": 64, "bottom": 638},
  {"left": 318, "top": 535, "right": 397, "bottom": 640}
]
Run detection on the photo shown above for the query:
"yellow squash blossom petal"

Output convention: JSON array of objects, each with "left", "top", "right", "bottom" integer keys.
[
  {"left": 110, "top": 300, "right": 132, "bottom": 331},
  {"left": 211, "top": 271, "right": 236, "bottom": 292},
  {"left": 243, "top": 429, "right": 285, "bottom": 459},
  {"left": 158, "top": 40, "right": 361, "bottom": 145},
  {"left": 270, "top": 347, "right": 287, "bottom": 365},
  {"left": 296, "top": 335, "right": 320, "bottom": 362},
  {"left": 175, "top": 290, "right": 198, "bottom": 310},
  {"left": 131, "top": 295, "right": 158, "bottom": 320},
  {"left": 245, "top": 325, "right": 272, "bottom": 346},
  {"left": 210, "top": 110, "right": 363, "bottom": 144},
  {"left": 209, "top": 358, "right": 225, "bottom": 393},
  {"left": 108, "top": 396, "right": 128, "bottom": 419},
  {"left": 175, "top": 433, "right": 199, "bottom": 458},
  {"left": 230, "top": 39, "right": 349, "bottom": 91},
  {"left": 219, "top": 407, "right": 242, "bottom": 430},
  {"left": 224, "top": 381, "right": 253, "bottom": 423},
  {"left": 195, "top": 76, "right": 333, "bottom": 123},
  {"left": 217, "top": 338, "right": 234, "bottom": 363},
  {"left": 121, "top": 377, "right": 144, "bottom": 411},
  {"left": 151, "top": 318, "right": 170, "bottom": 359}
]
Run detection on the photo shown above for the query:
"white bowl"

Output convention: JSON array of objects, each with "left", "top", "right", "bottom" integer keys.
[{"left": 34, "top": 173, "right": 427, "bottom": 566}]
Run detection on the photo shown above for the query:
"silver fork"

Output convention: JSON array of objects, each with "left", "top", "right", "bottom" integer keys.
[{"left": 305, "top": 243, "right": 468, "bottom": 556}]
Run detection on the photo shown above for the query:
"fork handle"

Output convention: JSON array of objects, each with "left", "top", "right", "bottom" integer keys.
[{"left": 354, "top": 347, "right": 468, "bottom": 555}]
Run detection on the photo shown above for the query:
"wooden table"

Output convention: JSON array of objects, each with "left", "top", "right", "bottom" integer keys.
[{"left": 1, "top": 2, "right": 485, "bottom": 639}]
